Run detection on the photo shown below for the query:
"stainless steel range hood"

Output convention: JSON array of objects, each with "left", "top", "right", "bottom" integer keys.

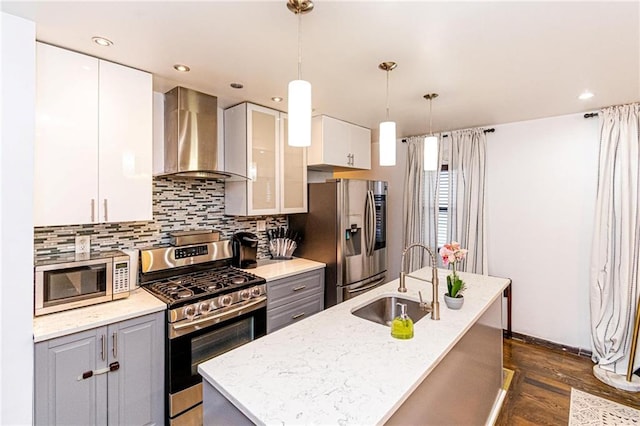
[{"left": 162, "top": 86, "right": 246, "bottom": 179}]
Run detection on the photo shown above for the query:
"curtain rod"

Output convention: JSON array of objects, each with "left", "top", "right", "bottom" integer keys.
[
  {"left": 584, "top": 112, "right": 599, "bottom": 118},
  {"left": 401, "top": 127, "right": 495, "bottom": 143}
]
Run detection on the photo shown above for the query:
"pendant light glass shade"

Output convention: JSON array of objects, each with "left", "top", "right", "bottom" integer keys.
[
  {"left": 423, "top": 93, "right": 439, "bottom": 171},
  {"left": 424, "top": 135, "right": 438, "bottom": 171},
  {"left": 288, "top": 79, "right": 312, "bottom": 147},
  {"left": 378, "top": 61, "right": 397, "bottom": 166},
  {"left": 287, "top": 0, "right": 313, "bottom": 147},
  {"left": 379, "top": 121, "right": 396, "bottom": 166}
]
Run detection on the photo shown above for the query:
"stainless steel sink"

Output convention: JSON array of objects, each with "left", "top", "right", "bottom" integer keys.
[{"left": 351, "top": 295, "right": 429, "bottom": 326}]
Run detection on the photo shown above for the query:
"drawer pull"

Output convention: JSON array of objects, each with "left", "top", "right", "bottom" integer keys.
[
  {"left": 292, "top": 285, "right": 306, "bottom": 292},
  {"left": 292, "top": 312, "right": 306, "bottom": 320}
]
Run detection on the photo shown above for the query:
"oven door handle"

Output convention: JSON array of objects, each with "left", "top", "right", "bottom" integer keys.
[{"left": 170, "top": 297, "right": 267, "bottom": 339}]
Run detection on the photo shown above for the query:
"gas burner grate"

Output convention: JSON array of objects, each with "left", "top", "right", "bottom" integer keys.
[{"left": 143, "top": 266, "right": 265, "bottom": 305}]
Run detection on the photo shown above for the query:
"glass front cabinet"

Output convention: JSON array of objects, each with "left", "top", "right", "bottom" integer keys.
[{"left": 224, "top": 103, "right": 307, "bottom": 216}]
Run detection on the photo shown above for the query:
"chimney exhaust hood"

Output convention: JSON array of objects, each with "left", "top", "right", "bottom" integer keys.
[{"left": 161, "top": 86, "right": 246, "bottom": 180}]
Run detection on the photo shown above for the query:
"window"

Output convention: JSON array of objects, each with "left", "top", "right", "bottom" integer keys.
[{"left": 437, "top": 165, "right": 449, "bottom": 249}]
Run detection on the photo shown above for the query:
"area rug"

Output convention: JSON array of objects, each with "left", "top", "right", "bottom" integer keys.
[{"left": 569, "top": 388, "right": 640, "bottom": 425}]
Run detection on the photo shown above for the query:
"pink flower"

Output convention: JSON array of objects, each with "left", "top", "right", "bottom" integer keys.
[{"left": 439, "top": 242, "right": 468, "bottom": 266}]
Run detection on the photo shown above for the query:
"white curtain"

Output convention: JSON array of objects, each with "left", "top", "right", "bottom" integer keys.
[
  {"left": 445, "top": 129, "right": 488, "bottom": 274},
  {"left": 590, "top": 103, "right": 640, "bottom": 378},
  {"left": 402, "top": 136, "right": 426, "bottom": 272}
]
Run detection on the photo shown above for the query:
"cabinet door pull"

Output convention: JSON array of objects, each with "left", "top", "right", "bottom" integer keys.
[
  {"left": 292, "top": 285, "right": 306, "bottom": 292},
  {"left": 292, "top": 312, "right": 306, "bottom": 320},
  {"left": 112, "top": 331, "right": 117, "bottom": 358},
  {"left": 100, "top": 334, "right": 106, "bottom": 361},
  {"left": 91, "top": 199, "right": 95, "bottom": 222},
  {"left": 103, "top": 199, "right": 108, "bottom": 222}
]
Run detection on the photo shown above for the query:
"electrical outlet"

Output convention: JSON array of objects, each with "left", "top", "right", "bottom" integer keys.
[
  {"left": 75, "top": 235, "right": 90, "bottom": 254},
  {"left": 256, "top": 220, "right": 267, "bottom": 232}
]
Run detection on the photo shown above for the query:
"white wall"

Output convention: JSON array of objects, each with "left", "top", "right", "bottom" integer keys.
[
  {"left": 334, "top": 140, "right": 406, "bottom": 281},
  {"left": 486, "top": 113, "right": 599, "bottom": 350},
  {"left": 0, "top": 12, "right": 36, "bottom": 425},
  {"left": 330, "top": 113, "right": 599, "bottom": 350}
]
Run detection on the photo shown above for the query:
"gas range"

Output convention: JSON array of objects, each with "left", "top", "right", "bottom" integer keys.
[
  {"left": 139, "top": 240, "right": 266, "bottom": 327},
  {"left": 139, "top": 239, "right": 268, "bottom": 424},
  {"left": 143, "top": 266, "right": 266, "bottom": 324}
]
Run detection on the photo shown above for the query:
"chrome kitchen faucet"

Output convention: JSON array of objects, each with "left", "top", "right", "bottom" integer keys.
[{"left": 398, "top": 243, "right": 440, "bottom": 320}]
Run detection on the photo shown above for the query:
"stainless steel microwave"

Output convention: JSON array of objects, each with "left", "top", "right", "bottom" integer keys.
[{"left": 34, "top": 251, "right": 130, "bottom": 316}]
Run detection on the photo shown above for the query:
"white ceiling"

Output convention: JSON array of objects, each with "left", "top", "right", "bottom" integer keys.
[{"left": 3, "top": 1, "right": 639, "bottom": 138}]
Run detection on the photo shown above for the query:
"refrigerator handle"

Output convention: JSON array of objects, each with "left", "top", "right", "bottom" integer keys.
[
  {"left": 364, "top": 190, "right": 371, "bottom": 256},
  {"left": 365, "top": 190, "right": 376, "bottom": 257}
]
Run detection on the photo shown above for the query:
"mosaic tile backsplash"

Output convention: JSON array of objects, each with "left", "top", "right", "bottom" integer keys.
[{"left": 34, "top": 176, "right": 288, "bottom": 260}]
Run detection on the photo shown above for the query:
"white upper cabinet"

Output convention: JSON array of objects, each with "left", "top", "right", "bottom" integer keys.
[
  {"left": 35, "top": 43, "right": 99, "bottom": 226},
  {"left": 224, "top": 103, "right": 307, "bottom": 216},
  {"left": 307, "top": 115, "right": 371, "bottom": 170},
  {"left": 98, "top": 60, "right": 153, "bottom": 223},
  {"left": 35, "top": 43, "right": 152, "bottom": 226}
]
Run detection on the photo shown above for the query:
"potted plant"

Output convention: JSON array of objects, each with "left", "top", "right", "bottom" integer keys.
[{"left": 439, "top": 242, "right": 468, "bottom": 310}]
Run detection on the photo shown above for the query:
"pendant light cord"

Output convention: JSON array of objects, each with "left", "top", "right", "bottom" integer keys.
[
  {"left": 297, "top": 11, "right": 302, "bottom": 80},
  {"left": 429, "top": 97, "right": 433, "bottom": 136},
  {"left": 385, "top": 70, "right": 390, "bottom": 120}
]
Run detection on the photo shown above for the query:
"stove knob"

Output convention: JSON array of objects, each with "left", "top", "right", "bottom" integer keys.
[
  {"left": 198, "top": 301, "right": 213, "bottom": 315},
  {"left": 239, "top": 289, "right": 252, "bottom": 301},
  {"left": 251, "top": 286, "right": 263, "bottom": 297},
  {"left": 183, "top": 305, "right": 197, "bottom": 320},
  {"left": 219, "top": 294, "right": 233, "bottom": 307}
]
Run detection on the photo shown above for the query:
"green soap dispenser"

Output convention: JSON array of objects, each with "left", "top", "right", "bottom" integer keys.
[{"left": 391, "top": 302, "right": 414, "bottom": 339}]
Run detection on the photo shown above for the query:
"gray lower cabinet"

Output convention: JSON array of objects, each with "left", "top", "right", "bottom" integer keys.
[
  {"left": 34, "top": 311, "right": 164, "bottom": 426},
  {"left": 267, "top": 269, "right": 325, "bottom": 333}
]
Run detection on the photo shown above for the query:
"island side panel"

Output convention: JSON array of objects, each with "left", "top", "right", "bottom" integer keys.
[
  {"left": 386, "top": 297, "right": 503, "bottom": 425},
  {"left": 203, "top": 381, "right": 254, "bottom": 426}
]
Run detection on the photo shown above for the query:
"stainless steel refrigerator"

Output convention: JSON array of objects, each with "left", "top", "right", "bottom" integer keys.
[{"left": 289, "top": 179, "right": 388, "bottom": 308}]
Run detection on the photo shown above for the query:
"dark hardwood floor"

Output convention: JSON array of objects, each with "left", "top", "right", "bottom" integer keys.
[{"left": 496, "top": 337, "right": 640, "bottom": 425}]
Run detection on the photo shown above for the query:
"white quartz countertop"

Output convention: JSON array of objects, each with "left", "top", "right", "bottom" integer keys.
[
  {"left": 198, "top": 268, "right": 510, "bottom": 425},
  {"left": 32, "top": 258, "right": 323, "bottom": 343},
  {"left": 253, "top": 257, "right": 325, "bottom": 281},
  {"left": 33, "top": 287, "right": 166, "bottom": 343}
]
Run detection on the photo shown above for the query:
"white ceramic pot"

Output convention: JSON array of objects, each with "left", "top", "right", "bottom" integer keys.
[{"left": 444, "top": 294, "right": 464, "bottom": 310}]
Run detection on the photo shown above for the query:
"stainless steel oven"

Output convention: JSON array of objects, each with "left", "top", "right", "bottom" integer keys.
[
  {"left": 167, "top": 301, "right": 266, "bottom": 425},
  {"left": 139, "top": 240, "right": 267, "bottom": 426}
]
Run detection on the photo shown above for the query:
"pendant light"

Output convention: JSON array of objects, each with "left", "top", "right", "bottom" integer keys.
[
  {"left": 423, "top": 93, "right": 439, "bottom": 171},
  {"left": 287, "top": 0, "right": 314, "bottom": 147},
  {"left": 379, "top": 62, "right": 397, "bottom": 166}
]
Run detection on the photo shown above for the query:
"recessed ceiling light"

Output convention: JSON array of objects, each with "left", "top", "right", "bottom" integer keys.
[
  {"left": 92, "top": 36, "right": 113, "bottom": 47},
  {"left": 579, "top": 91, "right": 594, "bottom": 100},
  {"left": 230, "top": 83, "right": 244, "bottom": 89},
  {"left": 173, "top": 64, "right": 190, "bottom": 72},
  {"left": 271, "top": 96, "right": 283, "bottom": 102}
]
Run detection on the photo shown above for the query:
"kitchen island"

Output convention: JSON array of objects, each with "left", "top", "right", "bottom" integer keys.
[{"left": 198, "top": 267, "right": 510, "bottom": 425}]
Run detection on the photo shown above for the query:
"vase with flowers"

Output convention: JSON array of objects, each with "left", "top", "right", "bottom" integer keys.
[{"left": 439, "top": 241, "right": 468, "bottom": 310}]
